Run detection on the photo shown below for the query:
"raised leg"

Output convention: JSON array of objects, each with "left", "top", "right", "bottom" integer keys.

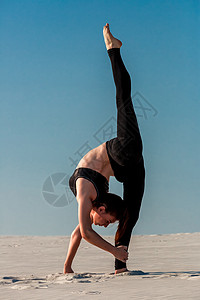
[{"left": 103, "top": 24, "right": 143, "bottom": 166}]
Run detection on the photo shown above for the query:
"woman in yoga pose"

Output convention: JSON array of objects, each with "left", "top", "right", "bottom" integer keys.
[{"left": 63, "top": 23, "right": 145, "bottom": 274}]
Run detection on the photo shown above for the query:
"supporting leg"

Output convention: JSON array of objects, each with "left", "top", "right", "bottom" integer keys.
[{"left": 114, "top": 160, "right": 145, "bottom": 270}]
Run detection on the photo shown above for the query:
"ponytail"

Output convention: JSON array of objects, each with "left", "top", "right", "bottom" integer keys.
[{"left": 115, "top": 206, "right": 130, "bottom": 244}]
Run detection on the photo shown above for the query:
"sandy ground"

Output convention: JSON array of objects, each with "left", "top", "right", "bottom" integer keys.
[{"left": 0, "top": 233, "right": 200, "bottom": 299}]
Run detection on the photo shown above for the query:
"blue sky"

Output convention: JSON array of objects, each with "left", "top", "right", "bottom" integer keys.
[{"left": 0, "top": 0, "right": 199, "bottom": 236}]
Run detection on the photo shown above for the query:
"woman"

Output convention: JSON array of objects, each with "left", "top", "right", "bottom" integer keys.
[{"left": 63, "top": 23, "right": 145, "bottom": 274}]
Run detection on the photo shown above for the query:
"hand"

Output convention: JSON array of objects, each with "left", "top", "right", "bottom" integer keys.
[
  {"left": 63, "top": 263, "right": 74, "bottom": 274},
  {"left": 114, "top": 245, "right": 128, "bottom": 263}
]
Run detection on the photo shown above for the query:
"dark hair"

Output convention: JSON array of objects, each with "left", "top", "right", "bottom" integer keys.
[
  {"left": 92, "top": 192, "right": 124, "bottom": 220},
  {"left": 92, "top": 192, "right": 130, "bottom": 244}
]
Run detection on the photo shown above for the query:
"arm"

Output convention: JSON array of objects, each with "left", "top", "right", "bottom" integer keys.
[
  {"left": 78, "top": 195, "right": 128, "bottom": 263},
  {"left": 63, "top": 224, "right": 82, "bottom": 273}
]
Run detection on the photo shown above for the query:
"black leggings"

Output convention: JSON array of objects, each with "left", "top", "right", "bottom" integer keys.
[
  {"left": 107, "top": 48, "right": 143, "bottom": 166},
  {"left": 106, "top": 48, "right": 145, "bottom": 270}
]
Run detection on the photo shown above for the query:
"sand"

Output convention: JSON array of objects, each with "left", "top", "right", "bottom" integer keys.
[{"left": 0, "top": 233, "right": 200, "bottom": 299}]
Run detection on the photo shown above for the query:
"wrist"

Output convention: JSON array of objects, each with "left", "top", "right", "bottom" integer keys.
[{"left": 111, "top": 245, "right": 117, "bottom": 257}]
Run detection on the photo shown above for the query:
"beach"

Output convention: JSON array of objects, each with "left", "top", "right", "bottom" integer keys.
[{"left": 0, "top": 233, "right": 200, "bottom": 299}]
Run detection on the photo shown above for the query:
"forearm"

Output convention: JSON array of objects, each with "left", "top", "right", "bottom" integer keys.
[
  {"left": 64, "top": 232, "right": 82, "bottom": 266},
  {"left": 83, "top": 228, "right": 116, "bottom": 257}
]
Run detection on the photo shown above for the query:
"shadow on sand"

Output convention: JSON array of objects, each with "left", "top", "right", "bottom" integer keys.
[{"left": 109, "top": 270, "right": 200, "bottom": 278}]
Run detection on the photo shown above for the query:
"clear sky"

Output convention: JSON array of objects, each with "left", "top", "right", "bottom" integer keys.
[{"left": 0, "top": 0, "right": 199, "bottom": 236}]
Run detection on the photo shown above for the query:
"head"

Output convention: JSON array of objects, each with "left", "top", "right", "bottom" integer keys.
[
  {"left": 90, "top": 206, "right": 116, "bottom": 227},
  {"left": 91, "top": 192, "right": 126, "bottom": 228}
]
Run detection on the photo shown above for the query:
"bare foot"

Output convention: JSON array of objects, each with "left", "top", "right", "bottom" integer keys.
[
  {"left": 115, "top": 268, "right": 129, "bottom": 275},
  {"left": 103, "top": 23, "right": 122, "bottom": 50},
  {"left": 63, "top": 264, "right": 74, "bottom": 274}
]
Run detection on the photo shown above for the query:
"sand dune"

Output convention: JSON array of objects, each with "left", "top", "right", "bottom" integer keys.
[{"left": 0, "top": 233, "right": 200, "bottom": 299}]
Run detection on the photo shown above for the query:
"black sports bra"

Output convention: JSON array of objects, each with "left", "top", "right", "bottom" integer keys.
[{"left": 69, "top": 167, "right": 109, "bottom": 201}]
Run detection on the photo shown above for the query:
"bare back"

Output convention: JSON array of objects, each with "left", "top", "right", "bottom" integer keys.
[
  {"left": 76, "top": 142, "right": 114, "bottom": 179},
  {"left": 75, "top": 142, "right": 114, "bottom": 201}
]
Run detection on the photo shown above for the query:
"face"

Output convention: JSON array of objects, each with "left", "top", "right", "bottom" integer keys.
[{"left": 91, "top": 206, "right": 116, "bottom": 227}]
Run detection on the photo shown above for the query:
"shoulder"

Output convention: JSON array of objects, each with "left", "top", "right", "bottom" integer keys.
[{"left": 76, "top": 177, "right": 97, "bottom": 201}]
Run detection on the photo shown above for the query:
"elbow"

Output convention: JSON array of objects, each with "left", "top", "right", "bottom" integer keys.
[
  {"left": 71, "top": 230, "right": 80, "bottom": 240},
  {"left": 80, "top": 228, "right": 92, "bottom": 241}
]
